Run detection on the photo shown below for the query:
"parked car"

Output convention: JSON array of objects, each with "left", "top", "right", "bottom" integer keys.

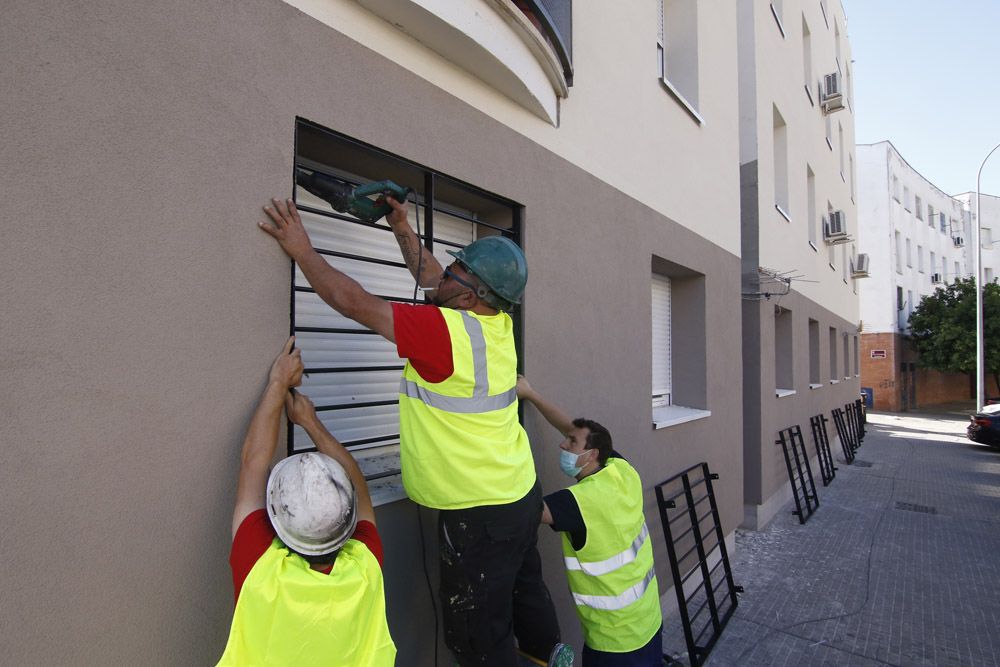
[{"left": 968, "top": 403, "right": 1000, "bottom": 447}]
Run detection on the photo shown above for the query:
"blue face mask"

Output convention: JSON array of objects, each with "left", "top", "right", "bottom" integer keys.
[{"left": 560, "top": 449, "right": 586, "bottom": 478}]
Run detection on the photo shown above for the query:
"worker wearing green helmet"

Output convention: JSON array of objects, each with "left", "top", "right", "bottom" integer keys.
[{"left": 259, "top": 196, "right": 571, "bottom": 666}]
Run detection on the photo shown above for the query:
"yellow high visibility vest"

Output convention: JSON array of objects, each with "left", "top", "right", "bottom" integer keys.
[
  {"left": 398, "top": 308, "right": 535, "bottom": 510},
  {"left": 217, "top": 539, "right": 396, "bottom": 666},
  {"left": 562, "top": 458, "right": 661, "bottom": 653}
]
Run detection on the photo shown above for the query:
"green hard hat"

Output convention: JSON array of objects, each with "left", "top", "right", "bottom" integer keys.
[{"left": 447, "top": 236, "right": 527, "bottom": 306}]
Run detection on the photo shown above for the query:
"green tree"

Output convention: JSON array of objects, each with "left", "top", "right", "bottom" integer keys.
[{"left": 908, "top": 277, "right": 1000, "bottom": 394}]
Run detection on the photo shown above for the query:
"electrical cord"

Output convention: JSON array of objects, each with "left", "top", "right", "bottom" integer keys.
[
  {"left": 409, "top": 190, "right": 439, "bottom": 665},
  {"left": 416, "top": 503, "right": 439, "bottom": 666}
]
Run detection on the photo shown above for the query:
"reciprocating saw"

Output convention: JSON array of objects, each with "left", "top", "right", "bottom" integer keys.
[{"left": 295, "top": 169, "right": 413, "bottom": 224}]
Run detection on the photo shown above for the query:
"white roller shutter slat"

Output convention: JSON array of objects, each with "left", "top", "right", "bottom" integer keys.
[{"left": 651, "top": 275, "right": 671, "bottom": 405}]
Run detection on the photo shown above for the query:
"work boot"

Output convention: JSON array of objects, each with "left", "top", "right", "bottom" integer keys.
[{"left": 547, "top": 643, "right": 574, "bottom": 667}]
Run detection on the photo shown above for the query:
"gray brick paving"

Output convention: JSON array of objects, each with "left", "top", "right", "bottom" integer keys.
[{"left": 664, "top": 409, "right": 1000, "bottom": 667}]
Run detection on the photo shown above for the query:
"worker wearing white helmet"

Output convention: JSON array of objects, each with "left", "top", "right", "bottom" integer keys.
[{"left": 216, "top": 337, "right": 396, "bottom": 666}]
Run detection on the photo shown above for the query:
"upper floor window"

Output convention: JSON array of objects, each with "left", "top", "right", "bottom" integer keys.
[{"left": 658, "top": 0, "right": 701, "bottom": 122}]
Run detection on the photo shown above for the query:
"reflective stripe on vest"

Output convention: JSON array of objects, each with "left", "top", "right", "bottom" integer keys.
[
  {"left": 399, "top": 312, "right": 517, "bottom": 413},
  {"left": 217, "top": 539, "right": 396, "bottom": 666},
  {"left": 564, "top": 523, "right": 650, "bottom": 576},
  {"left": 571, "top": 563, "right": 656, "bottom": 611},
  {"left": 398, "top": 308, "right": 535, "bottom": 509}
]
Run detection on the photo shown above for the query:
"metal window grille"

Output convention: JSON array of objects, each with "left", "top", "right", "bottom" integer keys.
[
  {"left": 654, "top": 462, "right": 740, "bottom": 667},
  {"left": 809, "top": 413, "right": 837, "bottom": 485},
  {"left": 830, "top": 407, "right": 856, "bottom": 463},
  {"left": 776, "top": 425, "right": 820, "bottom": 523},
  {"left": 290, "top": 120, "right": 523, "bottom": 487}
]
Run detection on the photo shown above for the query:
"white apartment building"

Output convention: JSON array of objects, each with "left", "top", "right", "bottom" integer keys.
[
  {"left": 856, "top": 141, "right": 977, "bottom": 411},
  {"left": 5, "top": 1, "right": 747, "bottom": 663},
  {"left": 955, "top": 191, "right": 1000, "bottom": 287},
  {"left": 738, "top": 0, "right": 861, "bottom": 530}
]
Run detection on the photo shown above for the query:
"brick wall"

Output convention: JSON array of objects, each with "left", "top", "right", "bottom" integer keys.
[{"left": 861, "top": 332, "right": 900, "bottom": 411}]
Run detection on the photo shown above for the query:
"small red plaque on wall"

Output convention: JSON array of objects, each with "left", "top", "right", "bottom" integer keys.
[{"left": 870, "top": 350, "right": 887, "bottom": 359}]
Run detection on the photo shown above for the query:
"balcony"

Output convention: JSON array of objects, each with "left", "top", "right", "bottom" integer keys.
[{"left": 355, "top": 0, "right": 572, "bottom": 124}]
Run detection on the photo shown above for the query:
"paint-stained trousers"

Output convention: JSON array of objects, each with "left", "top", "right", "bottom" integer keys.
[{"left": 439, "top": 481, "right": 561, "bottom": 666}]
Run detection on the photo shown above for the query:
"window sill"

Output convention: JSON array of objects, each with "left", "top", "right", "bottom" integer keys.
[
  {"left": 775, "top": 204, "right": 791, "bottom": 222},
  {"left": 355, "top": 449, "right": 406, "bottom": 507},
  {"left": 775, "top": 388, "right": 796, "bottom": 398},
  {"left": 829, "top": 262, "right": 836, "bottom": 271},
  {"left": 809, "top": 240, "right": 818, "bottom": 252},
  {"left": 804, "top": 84, "right": 814, "bottom": 106},
  {"left": 841, "top": 171, "right": 846, "bottom": 183},
  {"left": 652, "top": 405, "right": 712, "bottom": 430},
  {"left": 829, "top": 379, "right": 840, "bottom": 385},
  {"left": 809, "top": 383, "right": 823, "bottom": 390},
  {"left": 826, "top": 137, "right": 834, "bottom": 151},
  {"left": 844, "top": 376, "right": 851, "bottom": 381},
  {"left": 659, "top": 77, "right": 704, "bottom": 125}
]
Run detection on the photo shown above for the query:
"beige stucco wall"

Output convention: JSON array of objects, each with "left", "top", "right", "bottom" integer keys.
[
  {"left": 740, "top": 0, "right": 858, "bottom": 322},
  {"left": 2, "top": 0, "right": 744, "bottom": 663},
  {"left": 284, "top": 0, "right": 743, "bottom": 257}
]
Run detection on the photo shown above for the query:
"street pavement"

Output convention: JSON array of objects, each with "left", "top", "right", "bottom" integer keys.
[{"left": 666, "top": 406, "right": 1000, "bottom": 666}]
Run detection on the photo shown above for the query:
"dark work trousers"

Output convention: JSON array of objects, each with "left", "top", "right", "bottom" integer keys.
[
  {"left": 581, "top": 625, "right": 663, "bottom": 666},
  {"left": 438, "top": 481, "right": 561, "bottom": 666}
]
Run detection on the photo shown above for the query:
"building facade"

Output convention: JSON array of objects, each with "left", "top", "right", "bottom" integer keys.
[
  {"left": 3, "top": 0, "right": 747, "bottom": 663},
  {"left": 855, "top": 141, "right": 989, "bottom": 411},
  {"left": 738, "top": 0, "right": 861, "bottom": 529}
]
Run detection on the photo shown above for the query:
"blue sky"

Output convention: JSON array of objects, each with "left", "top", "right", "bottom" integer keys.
[{"left": 843, "top": 0, "right": 1000, "bottom": 196}]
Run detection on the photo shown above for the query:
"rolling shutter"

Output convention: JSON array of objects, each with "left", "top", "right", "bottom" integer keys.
[{"left": 651, "top": 274, "right": 672, "bottom": 406}]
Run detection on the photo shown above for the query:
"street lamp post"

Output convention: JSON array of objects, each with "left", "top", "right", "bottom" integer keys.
[{"left": 975, "top": 143, "right": 1000, "bottom": 409}]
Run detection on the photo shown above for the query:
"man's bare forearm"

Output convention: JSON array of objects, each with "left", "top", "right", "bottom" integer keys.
[
  {"left": 390, "top": 220, "right": 443, "bottom": 288},
  {"left": 521, "top": 390, "right": 575, "bottom": 436},
  {"left": 299, "top": 414, "right": 375, "bottom": 523}
]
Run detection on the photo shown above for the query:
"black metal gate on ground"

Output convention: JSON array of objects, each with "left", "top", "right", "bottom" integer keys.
[
  {"left": 809, "top": 413, "right": 837, "bottom": 485},
  {"left": 776, "top": 425, "right": 820, "bottom": 523},
  {"left": 831, "top": 407, "right": 857, "bottom": 464},
  {"left": 654, "top": 463, "right": 741, "bottom": 667}
]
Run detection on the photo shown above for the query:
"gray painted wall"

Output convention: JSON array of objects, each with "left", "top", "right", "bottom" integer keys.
[{"left": 2, "top": 0, "right": 743, "bottom": 663}]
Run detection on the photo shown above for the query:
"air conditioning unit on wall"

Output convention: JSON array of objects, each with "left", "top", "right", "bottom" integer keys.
[
  {"left": 821, "top": 72, "right": 845, "bottom": 113},
  {"left": 931, "top": 273, "right": 942, "bottom": 284},
  {"left": 851, "top": 253, "right": 870, "bottom": 277},
  {"left": 953, "top": 236, "right": 965, "bottom": 247},
  {"left": 824, "top": 211, "right": 848, "bottom": 242}
]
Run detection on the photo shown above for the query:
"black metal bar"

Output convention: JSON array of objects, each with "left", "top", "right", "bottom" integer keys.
[
  {"left": 315, "top": 399, "right": 398, "bottom": 411},
  {"left": 314, "top": 247, "right": 407, "bottom": 269},
  {"left": 655, "top": 482, "right": 699, "bottom": 666},
  {"left": 702, "top": 463, "right": 740, "bottom": 622},
  {"left": 295, "top": 286, "right": 422, "bottom": 305},
  {"left": 294, "top": 327, "right": 382, "bottom": 335},
  {"left": 831, "top": 408, "right": 856, "bottom": 463},
  {"left": 810, "top": 413, "right": 836, "bottom": 485},
  {"left": 777, "top": 429, "right": 807, "bottom": 523},
  {"left": 304, "top": 365, "right": 406, "bottom": 374},
  {"left": 683, "top": 473, "right": 723, "bottom": 654},
  {"left": 655, "top": 462, "right": 739, "bottom": 667},
  {"left": 792, "top": 425, "right": 820, "bottom": 514}
]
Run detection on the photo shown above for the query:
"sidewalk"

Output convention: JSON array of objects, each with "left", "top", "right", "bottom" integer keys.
[{"left": 687, "top": 408, "right": 1000, "bottom": 666}]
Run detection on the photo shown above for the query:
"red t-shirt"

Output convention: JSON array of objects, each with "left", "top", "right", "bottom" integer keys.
[
  {"left": 229, "top": 509, "right": 384, "bottom": 603},
  {"left": 391, "top": 303, "right": 454, "bottom": 383}
]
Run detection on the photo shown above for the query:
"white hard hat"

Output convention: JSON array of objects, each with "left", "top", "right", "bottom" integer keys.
[{"left": 266, "top": 452, "right": 358, "bottom": 556}]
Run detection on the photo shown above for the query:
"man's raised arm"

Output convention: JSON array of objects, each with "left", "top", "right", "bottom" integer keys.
[
  {"left": 259, "top": 197, "right": 395, "bottom": 342},
  {"left": 516, "top": 376, "right": 575, "bottom": 436},
  {"left": 384, "top": 196, "right": 445, "bottom": 294}
]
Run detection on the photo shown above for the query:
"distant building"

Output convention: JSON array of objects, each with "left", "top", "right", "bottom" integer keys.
[
  {"left": 856, "top": 140, "right": 979, "bottom": 410},
  {"left": 738, "top": 0, "right": 860, "bottom": 530}
]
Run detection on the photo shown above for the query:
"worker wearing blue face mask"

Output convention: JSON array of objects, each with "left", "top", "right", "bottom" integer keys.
[{"left": 517, "top": 377, "right": 663, "bottom": 667}]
